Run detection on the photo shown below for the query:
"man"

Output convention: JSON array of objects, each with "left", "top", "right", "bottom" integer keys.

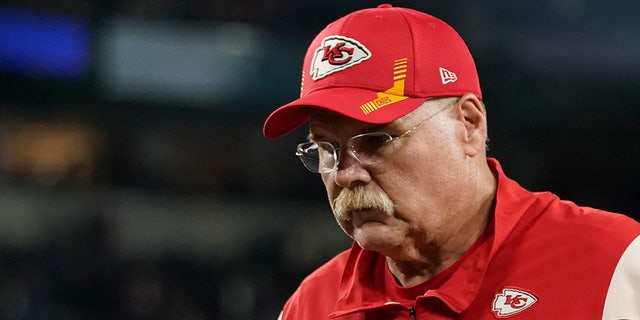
[{"left": 262, "top": 4, "right": 640, "bottom": 319}]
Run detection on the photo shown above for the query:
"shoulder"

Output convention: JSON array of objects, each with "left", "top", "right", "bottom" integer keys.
[
  {"left": 528, "top": 195, "right": 640, "bottom": 255},
  {"left": 491, "top": 158, "right": 640, "bottom": 242},
  {"left": 603, "top": 235, "right": 640, "bottom": 319},
  {"left": 298, "top": 248, "right": 352, "bottom": 291},
  {"left": 541, "top": 197, "right": 640, "bottom": 239},
  {"left": 280, "top": 247, "right": 354, "bottom": 319}
]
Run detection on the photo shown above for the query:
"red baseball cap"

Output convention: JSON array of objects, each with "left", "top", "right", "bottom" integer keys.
[{"left": 263, "top": 4, "right": 481, "bottom": 138}]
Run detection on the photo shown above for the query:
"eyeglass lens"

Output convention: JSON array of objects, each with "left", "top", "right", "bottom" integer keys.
[
  {"left": 297, "top": 131, "right": 399, "bottom": 173},
  {"left": 297, "top": 142, "right": 337, "bottom": 173},
  {"left": 348, "top": 133, "right": 394, "bottom": 164}
]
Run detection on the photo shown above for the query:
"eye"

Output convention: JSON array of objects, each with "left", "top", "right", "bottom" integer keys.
[
  {"left": 360, "top": 133, "right": 393, "bottom": 147},
  {"left": 351, "top": 133, "right": 393, "bottom": 157},
  {"left": 316, "top": 142, "right": 336, "bottom": 155}
]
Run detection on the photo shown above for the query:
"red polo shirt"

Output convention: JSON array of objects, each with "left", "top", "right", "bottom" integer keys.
[{"left": 278, "top": 159, "right": 640, "bottom": 319}]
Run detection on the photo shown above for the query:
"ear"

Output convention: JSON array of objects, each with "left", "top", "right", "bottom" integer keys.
[{"left": 454, "top": 93, "right": 487, "bottom": 157}]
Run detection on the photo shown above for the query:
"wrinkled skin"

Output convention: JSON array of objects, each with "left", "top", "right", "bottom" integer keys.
[{"left": 308, "top": 93, "right": 497, "bottom": 286}]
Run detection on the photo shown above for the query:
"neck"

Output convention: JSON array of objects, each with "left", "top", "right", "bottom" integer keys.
[
  {"left": 387, "top": 209, "right": 492, "bottom": 287},
  {"left": 387, "top": 165, "right": 497, "bottom": 287}
]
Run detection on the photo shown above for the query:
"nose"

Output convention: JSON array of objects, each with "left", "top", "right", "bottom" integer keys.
[{"left": 332, "top": 150, "right": 372, "bottom": 188}]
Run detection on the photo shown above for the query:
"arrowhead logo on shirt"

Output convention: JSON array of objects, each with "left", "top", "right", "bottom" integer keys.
[{"left": 492, "top": 288, "right": 537, "bottom": 317}]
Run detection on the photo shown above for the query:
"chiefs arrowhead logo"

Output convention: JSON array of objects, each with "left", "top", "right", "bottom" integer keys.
[
  {"left": 492, "top": 288, "right": 538, "bottom": 318},
  {"left": 310, "top": 35, "right": 371, "bottom": 80}
]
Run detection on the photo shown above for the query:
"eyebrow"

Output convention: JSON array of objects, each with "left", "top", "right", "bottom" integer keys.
[{"left": 308, "top": 122, "right": 401, "bottom": 143}]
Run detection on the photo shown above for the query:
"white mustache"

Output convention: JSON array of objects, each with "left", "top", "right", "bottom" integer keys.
[{"left": 332, "top": 186, "right": 395, "bottom": 221}]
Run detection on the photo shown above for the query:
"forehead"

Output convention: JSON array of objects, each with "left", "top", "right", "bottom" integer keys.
[
  {"left": 308, "top": 109, "right": 392, "bottom": 139},
  {"left": 308, "top": 105, "right": 425, "bottom": 139}
]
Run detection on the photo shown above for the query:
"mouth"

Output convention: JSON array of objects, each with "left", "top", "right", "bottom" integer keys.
[{"left": 350, "top": 208, "right": 387, "bottom": 228}]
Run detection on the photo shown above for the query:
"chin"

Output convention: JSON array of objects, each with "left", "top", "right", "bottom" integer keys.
[{"left": 353, "top": 229, "right": 402, "bottom": 252}]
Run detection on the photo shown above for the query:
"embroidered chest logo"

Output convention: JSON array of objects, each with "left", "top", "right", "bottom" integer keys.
[
  {"left": 492, "top": 288, "right": 538, "bottom": 318},
  {"left": 310, "top": 35, "right": 371, "bottom": 80}
]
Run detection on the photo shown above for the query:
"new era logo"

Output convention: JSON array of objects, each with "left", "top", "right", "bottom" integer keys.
[
  {"left": 492, "top": 288, "right": 537, "bottom": 318},
  {"left": 439, "top": 67, "right": 457, "bottom": 84},
  {"left": 310, "top": 36, "right": 371, "bottom": 80}
]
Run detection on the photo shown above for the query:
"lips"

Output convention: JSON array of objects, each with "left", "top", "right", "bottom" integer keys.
[{"left": 350, "top": 208, "right": 386, "bottom": 228}]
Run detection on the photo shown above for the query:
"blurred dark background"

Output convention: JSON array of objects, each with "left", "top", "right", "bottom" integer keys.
[{"left": 0, "top": 0, "right": 637, "bottom": 319}]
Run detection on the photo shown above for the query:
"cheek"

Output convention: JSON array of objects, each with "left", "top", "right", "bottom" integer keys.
[
  {"left": 336, "top": 219, "right": 355, "bottom": 238},
  {"left": 321, "top": 172, "right": 333, "bottom": 190},
  {"left": 321, "top": 172, "right": 338, "bottom": 204},
  {"left": 321, "top": 170, "right": 335, "bottom": 183},
  {"left": 383, "top": 141, "right": 462, "bottom": 205}
]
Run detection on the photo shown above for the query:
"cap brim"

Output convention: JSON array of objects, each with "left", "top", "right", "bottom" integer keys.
[{"left": 263, "top": 87, "right": 426, "bottom": 138}]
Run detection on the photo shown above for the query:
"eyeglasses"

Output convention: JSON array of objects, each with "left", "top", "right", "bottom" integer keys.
[{"left": 295, "top": 105, "right": 449, "bottom": 173}]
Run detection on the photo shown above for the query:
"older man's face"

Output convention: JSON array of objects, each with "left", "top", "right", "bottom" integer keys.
[{"left": 308, "top": 98, "right": 481, "bottom": 258}]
